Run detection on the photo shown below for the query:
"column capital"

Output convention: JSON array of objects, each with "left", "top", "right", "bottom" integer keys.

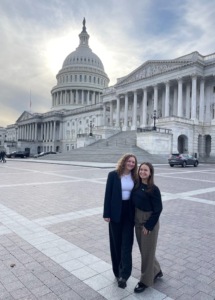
[
  {"left": 191, "top": 73, "right": 198, "bottom": 79},
  {"left": 142, "top": 87, "right": 148, "bottom": 91},
  {"left": 177, "top": 77, "right": 183, "bottom": 83}
]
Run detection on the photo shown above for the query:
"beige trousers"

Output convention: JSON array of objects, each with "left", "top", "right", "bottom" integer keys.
[{"left": 135, "top": 208, "right": 161, "bottom": 286}]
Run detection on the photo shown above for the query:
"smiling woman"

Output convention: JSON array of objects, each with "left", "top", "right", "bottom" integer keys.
[{"left": 103, "top": 153, "right": 138, "bottom": 289}]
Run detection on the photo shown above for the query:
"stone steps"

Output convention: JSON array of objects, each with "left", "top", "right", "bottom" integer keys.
[{"left": 39, "top": 131, "right": 167, "bottom": 164}]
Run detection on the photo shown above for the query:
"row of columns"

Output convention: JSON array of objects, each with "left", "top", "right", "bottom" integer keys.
[
  {"left": 18, "top": 121, "right": 61, "bottom": 142},
  {"left": 52, "top": 90, "right": 101, "bottom": 107},
  {"left": 103, "top": 76, "right": 205, "bottom": 129}
]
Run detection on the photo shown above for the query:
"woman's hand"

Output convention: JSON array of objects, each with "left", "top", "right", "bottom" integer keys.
[
  {"left": 104, "top": 218, "right": 110, "bottom": 222},
  {"left": 142, "top": 226, "right": 150, "bottom": 235}
]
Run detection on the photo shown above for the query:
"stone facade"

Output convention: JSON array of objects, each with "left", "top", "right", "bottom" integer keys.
[
  {"left": 0, "top": 127, "right": 6, "bottom": 150},
  {"left": 4, "top": 19, "right": 215, "bottom": 158},
  {"left": 102, "top": 52, "right": 215, "bottom": 157}
]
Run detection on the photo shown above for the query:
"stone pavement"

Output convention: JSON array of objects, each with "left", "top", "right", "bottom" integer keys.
[{"left": 0, "top": 160, "right": 215, "bottom": 300}]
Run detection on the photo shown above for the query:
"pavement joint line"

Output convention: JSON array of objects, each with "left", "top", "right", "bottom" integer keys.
[
  {"left": 32, "top": 187, "right": 215, "bottom": 227},
  {"left": 157, "top": 173, "right": 215, "bottom": 183},
  {"left": 0, "top": 202, "right": 172, "bottom": 300},
  {"left": 0, "top": 179, "right": 84, "bottom": 188},
  {"left": 181, "top": 196, "right": 215, "bottom": 205},
  {"left": 33, "top": 207, "right": 103, "bottom": 226}
]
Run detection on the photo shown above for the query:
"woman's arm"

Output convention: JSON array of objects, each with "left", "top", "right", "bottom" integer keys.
[
  {"left": 144, "top": 186, "right": 163, "bottom": 231},
  {"left": 103, "top": 172, "right": 114, "bottom": 219}
]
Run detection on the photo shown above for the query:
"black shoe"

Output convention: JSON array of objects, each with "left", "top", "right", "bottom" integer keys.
[
  {"left": 134, "top": 282, "right": 147, "bottom": 293},
  {"left": 154, "top": 270, "right": 163, "bottom": 281},
  {"left": 118, "top": 278, "right": 127, "bottom": 289}
]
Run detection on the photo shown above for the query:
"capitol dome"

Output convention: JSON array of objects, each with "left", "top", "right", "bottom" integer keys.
[
  {"left": 51, "top": 18, "right": 109, "bottom": 111},
  {"left": 62, "top": 40, "right": 104, "bottom": 71}
]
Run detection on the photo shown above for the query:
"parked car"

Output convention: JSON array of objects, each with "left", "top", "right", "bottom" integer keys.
[
  {"left": 6, "top": 151, "right": 30, "bottom": 158},
  {"left": 34, "top": 151, "right": 57, "bottom": 158},
  {"left": 168, "top": 153, "right": 199, "bottom": 167}
]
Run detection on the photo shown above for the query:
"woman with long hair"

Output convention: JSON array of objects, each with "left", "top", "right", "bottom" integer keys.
[
  {"left": 132, "top": 162, "right": 163, "bottom": 293},
  {"left": 103, "top": 153, "right": 138, "bottom": 289}
]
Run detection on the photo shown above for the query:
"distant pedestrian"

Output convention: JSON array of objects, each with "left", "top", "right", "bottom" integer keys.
[
  {"left": 103, "top": 153, "right": 138, "bottom": 289},
  {"left": 131, "top": 162, "right": 163, "bottom": 293},
  {"left": 0, "top": 150, "right": 6, "bottom": 163}
]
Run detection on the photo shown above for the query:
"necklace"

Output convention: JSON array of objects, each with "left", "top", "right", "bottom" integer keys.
[{"left": 123, "top": 173, "right": 131, "bottom": 179}]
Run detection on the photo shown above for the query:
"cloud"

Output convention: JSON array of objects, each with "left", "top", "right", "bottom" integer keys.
[{"left": 0, "top": 0, "right": 215, "bottom": 127}]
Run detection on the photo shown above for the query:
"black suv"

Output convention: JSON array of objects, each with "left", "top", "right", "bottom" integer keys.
[
  {"left": 168, "top": 153, "right": 199, "bottom": 167},
  {"left": 7, "top": 151, "right": 30, "bottom": 158}
]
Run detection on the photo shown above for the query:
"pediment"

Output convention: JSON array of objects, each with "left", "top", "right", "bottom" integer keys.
[
  {"left": 116, "top": 60, "right": 192, "bottom": 86},
  {"left": 16, "top": 111, "right": 34, "bottom": 123}
]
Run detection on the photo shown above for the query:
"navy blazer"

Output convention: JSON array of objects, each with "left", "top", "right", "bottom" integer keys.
[{"left": 103, "top": 170, "right": 134, "bottom": 223}]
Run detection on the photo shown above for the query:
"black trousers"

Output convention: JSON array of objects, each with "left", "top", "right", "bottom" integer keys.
[{"left": 109, "top": 201, "right": 134, "bottom": 280}]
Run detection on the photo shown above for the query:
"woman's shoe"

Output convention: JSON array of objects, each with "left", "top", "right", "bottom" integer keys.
[
  {"left": 154, "top": 270, "right": 163, "bottom": 281},
  {"left": 118, "top": 278, "right": 127, "bottom": 289},
  {"left": 134, "top": 282, "right": 147, "bottom": 293}
]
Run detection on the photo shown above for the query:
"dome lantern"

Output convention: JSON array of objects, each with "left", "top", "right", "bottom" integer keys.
[{"left": 79, "top": 17, "right": 90, "bottom": 47}]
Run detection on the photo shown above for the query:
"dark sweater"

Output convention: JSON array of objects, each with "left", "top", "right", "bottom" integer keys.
[{"left": 131, "top": 183, "right": 162, "bottom": 231}]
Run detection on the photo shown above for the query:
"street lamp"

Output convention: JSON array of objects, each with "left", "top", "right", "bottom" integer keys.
[
  {"left": 151, "top": 110, "right": 159, "bottom": 131},
  {"left": 89, "top": 121, "right": 94, "bottom": 136}
]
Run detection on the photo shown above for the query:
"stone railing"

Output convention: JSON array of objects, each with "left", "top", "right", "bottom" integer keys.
[{"left": 137, "top": 127, "right": 172, "bottom": 134}]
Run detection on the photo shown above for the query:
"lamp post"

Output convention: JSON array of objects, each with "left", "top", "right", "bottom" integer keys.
[
  {"left": 89, "top": 121, "right": 94, "bottom": 136},
  {"left": 151, "top": 110, "right": 159, "bottom": 131}
]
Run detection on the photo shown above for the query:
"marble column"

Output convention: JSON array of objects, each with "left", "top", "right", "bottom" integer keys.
[
  {"left": 40, "top": 124, "right": 43, "bottom": 140},
  {"left": 141, "top": 88, "right": 147, "bottom": 127},
  {"left": 44, "top": 123, "right": 46, "bottom": 141},
  {"left": 177, "top": 78, "right": 183, "bottom": 117},
  {"left": 75, "top": 90, "right": 78, "bottom": 104},
  {"left": 35, "top": 123, "right": 37, "bottom": 141},
  {"left": 87, "top": 91, "right": 90, "bottom": 105},
  {"left": 185, "top": 83, "right": 191, "bottom": 119},
  {"left": 53, "top": 121, "right": 56, "bottom": 141},
  {"left": 70, "top": 90, "right": 73, "bottom": 104},
  {"left": 116, "top": 96, "right": 120, "bottom": 127},
  {"left": 109, "top": 101, "right": 113, "bottom": 126},
  {"left": 199, "top": 78, "right": 205, "bottom": 122},
  {"left": 123, "top": 93, "right": 128, "bottom": 130},
  {"left": 153, "top": 85, "right": 158, "bottom": 111},
  {"left": 165, "top": 81, "right": 170, "bottom": 117},
  {"left": 82, "top": 90, "right": 84, "bottom": 104},
  {"left": 191, "top": 75, "right": 197, "bottom": 120},
  {"left": 57, "top": 92, "right": 60, "bottom": 105},
  {"left": 131, "top": 91, "right": 137, "bottom": 130},
  {"left": 173, "top": 86, "right": 177, "bottom": 116},
  {"left": 103, "top": 104, "right": 106, "bottom": 126},
  {"left": 50, "top": 122, "right": 53, "bottom": 141}
]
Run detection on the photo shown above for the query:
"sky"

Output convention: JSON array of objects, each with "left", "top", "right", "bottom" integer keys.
[{"left": 0, "top": 0, "right": 215, "bottom": 127}]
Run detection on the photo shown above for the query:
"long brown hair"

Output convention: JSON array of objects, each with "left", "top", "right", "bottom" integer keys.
[
  {"left": 116, "top": 153, "right": 138, "bottom": 182},
  {"left": 138, "top": 162, "right": 155, "bottom": 191}
]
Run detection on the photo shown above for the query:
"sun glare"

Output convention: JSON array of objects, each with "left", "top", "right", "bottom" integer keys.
[{"left": 44, "top": 31, "right": 79, "bottom": 75}]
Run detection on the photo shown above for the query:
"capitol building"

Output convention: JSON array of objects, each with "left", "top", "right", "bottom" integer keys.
[{"left": 5, "top": 20, "right": 215, "bottom": 158}]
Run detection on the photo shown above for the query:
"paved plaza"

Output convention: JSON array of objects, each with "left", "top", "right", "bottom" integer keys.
[{"left": 0, "top": 160, "right": 215, "bottom": 300}]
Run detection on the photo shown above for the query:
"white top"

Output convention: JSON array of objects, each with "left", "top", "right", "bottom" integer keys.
[{"left": 121, "top": 173, "right": 134, "bottom": 200}]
